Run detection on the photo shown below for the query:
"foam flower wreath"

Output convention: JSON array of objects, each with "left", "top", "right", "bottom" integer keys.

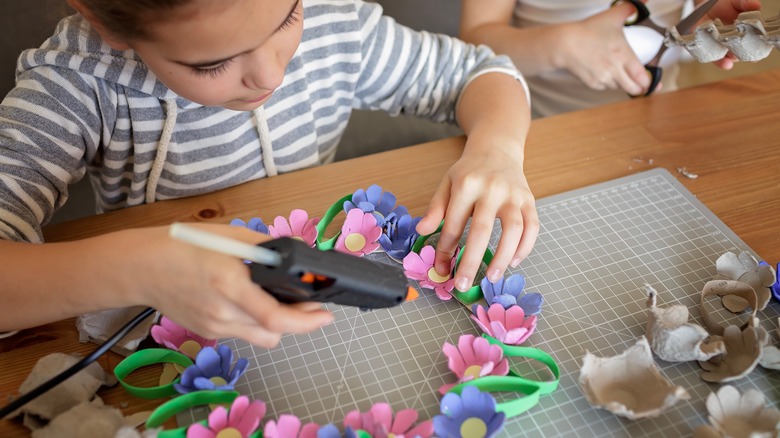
[
  {"left": 433, "top": 386, "right": 505, "bottom": 438},
  {"left": 471, "top": 303, "right": 537, "bottom": 346},
  {"left": 439, "top": 334, "right": 510, "bottom": 394},
  {"left": 379, "top": 212, "right": 422, "bottom": 261},
  {"left": 438, "top": 335, "right": 561, "bottom": 428},
  {"left": 174, "top": 344, "right": 249, "bottom": 394},
  {"left": 263, "top": 414, "right": 321, "bottom": 437},
  {"left": 404, "top": 221, "right": 494, "bottom": 304},
  {"left": 474, "top": 275, "right": 543, "bottom": 316},
  {"left": 343, "top": 184, "right": 409, "bottom": 229},
  {"left": 343, "top": 402, "right": 434, "bottom": 438},
  {"left": 187, "top": 395, "right": 266, "bottom": 438},
  {"left": 334, "top": 208, "right": 382, "bottom": 257},
  {"left": 230, "top": 217, "right": 269, "bottom": 234},
  {"left": 268, "top": 209, "right": 320, "bottom": 247},
  {"left": 151, "top": 316, "right": 219, "bottom": 386}
]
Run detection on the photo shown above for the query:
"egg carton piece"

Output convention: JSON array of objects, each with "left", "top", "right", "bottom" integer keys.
[{"left": 667, "top": 11, "right": 780, "bottom": 62}]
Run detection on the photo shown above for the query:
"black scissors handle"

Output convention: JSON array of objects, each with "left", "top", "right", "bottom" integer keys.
[
  {"left": 610, "top": 0, "right": 663, "bottom": 96},
  {"left": 610, "top": 0, "right": 651, "bottom": 26}
]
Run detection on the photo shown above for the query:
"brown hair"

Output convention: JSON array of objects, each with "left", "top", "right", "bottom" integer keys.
[{"left": 74, "top": 0, "right": 190, "bottom": 41}]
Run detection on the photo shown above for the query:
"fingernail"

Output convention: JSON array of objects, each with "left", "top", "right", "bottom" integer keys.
[
  {"left": 510, "top": 258, "right": 522, "bottom": 268},
  {"left": 487, "top": 268, "right": 501, "bottom": 283},
  {"left": 455, "top": 277, "right": 470, "bottom": 292}
]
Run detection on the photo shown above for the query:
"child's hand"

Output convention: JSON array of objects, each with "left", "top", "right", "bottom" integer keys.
[
  {"left": 123, "top": 224, "right": 333, "bottom": 347},
  {"left": 557, "top": 2, "right": 651, "bottom": 96},
  {"left": 704, "top": 0, "right": 762, "bottom": 69},
  {"left": 416, "top": 138, "right": 538, "bottom": 293}
]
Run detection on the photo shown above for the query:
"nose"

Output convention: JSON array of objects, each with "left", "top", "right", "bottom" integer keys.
[{"left": 241, "top": 46, "right": 285, "bottom": 92}]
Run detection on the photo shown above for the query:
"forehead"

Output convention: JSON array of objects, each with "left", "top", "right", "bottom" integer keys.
[{"left": 141, "top": 0, "right": 297, "bottom": 60}]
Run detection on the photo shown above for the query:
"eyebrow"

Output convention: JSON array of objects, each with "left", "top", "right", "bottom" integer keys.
[{"left": 175, "top": 0, "right": 299, "bottom": 68}]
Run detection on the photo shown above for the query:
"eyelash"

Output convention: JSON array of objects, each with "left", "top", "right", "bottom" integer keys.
[
  {"left": 192, "top": 59, "right": 234, "bottom": 78},
  {"left": 190, "top": 2, "right": 301, "bottom": 79}
]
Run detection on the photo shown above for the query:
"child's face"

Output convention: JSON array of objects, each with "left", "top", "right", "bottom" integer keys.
[{"left": 128, "top": 0, "right": 303, "bottom": 111}]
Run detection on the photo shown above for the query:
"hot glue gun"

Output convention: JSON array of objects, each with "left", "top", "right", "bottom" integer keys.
[{"left": 170, "top": 223, "right": 418, "bottom": 310}]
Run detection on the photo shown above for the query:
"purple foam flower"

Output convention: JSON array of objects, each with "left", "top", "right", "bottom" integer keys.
[
  {"left": 317, "top": 424, "right": 359, "bottom": 438},
  {"left": 343, "top": 403, "right": 434, "bottom": 438},
  {"left": 230, "top": 217, "right": 269, "bottom": 234},
  {"left": 264, "top": 414, "right": 320, "bottom": 438},
  {"left": 473, "top": 274, "right": 543, "bottom": 316},
  {"left": 379, "top": 213, "right": 422, "bottom": 261},
  {"left": 403, "top": 245, "right": 458, "bottom": 301},
  {"left": 151, "top": 316, "right": 218, "bottom": 359},
  {"left": 471, "top": 303, "right": 537, "bottom": 345},
  {"left": 187, "top": 395, "right": 265, "bottom": 438},
  {"left": 268, "top": 209, "right": 319, "bottom": 247},
  {"left": 433, "top": 386, "right": 505, "bottom": 438},
  {"left": 344, "top": 184, "right": 407, "bottom": 228},
  {"left": 439, "top": 334, "right": 509, "bottom": 395},
  {"left": 334, "top": 209, "right": 382, "bottom": 257},
  {"left": 174, "top": 345, "right": 248, "bottom": 394}
]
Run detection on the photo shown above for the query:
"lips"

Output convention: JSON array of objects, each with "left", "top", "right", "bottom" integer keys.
[{"left": 240, "top": 91, "right": 273, "bottom": 103}]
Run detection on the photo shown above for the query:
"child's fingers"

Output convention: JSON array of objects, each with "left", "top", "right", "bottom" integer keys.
[
  {"left": 435, "top": 188, "right": 477, "bottom": 277},
  {"left": 456, "top": 201, "right": 502, "bottom": 291},
  {"left": 488, "top": 210, "right": 526, "bottom": 280},
  {"left": 416, "top": 180, "right": 451, "bottom": 236},
  {"left": 233, "top": 283, "right": 334, "bottom": 336},
  {"left": 511, "top": 204, "right": 540, "bottom": 266}
]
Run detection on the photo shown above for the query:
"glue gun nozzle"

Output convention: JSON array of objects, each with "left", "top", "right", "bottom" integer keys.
[{"left": 405, "top": 286, "right": 419, "bottom": 302}]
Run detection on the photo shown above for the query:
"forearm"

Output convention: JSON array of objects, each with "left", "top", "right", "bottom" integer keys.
[
  {"left": 461, "top": 23, "right": 577, "bottom": 77},
  {"left": 456, "top": 72, "right": 531, "bottom": 162},
  {"left": 0, "top": 232, "right": 141, "bottom": 331}
]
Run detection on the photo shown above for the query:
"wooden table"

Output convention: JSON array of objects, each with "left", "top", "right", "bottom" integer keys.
[{"left": 2, "top": 69, "right": 779, "bottom": 436}]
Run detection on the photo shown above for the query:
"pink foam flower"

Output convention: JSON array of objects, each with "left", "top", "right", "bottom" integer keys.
[
  {"left": 402, "top": 245, "right": 457, "bottom": 301},
  {"left": 343, "top": 403, "right": 434, "bottom": 438},
  {"left": 334, "top": 208, "right": 382, "bottom": 256},
  {"left": 151, "top": 316, "right": 217, "bottom": 359},
  {"left": 268, "top": 209, "right": 319, "bottom": 247},
  {"left": 438, "top": 334, "right": 510, "bottom": 394},
  {"left": 471, "top": 303, "right": 537, "bottom": 345},
  {"left": 187, "top": 395, "right": 266, "bottom": 438},
  {"left": 264, "top": 414, "right": 320, "bottom": 438}
]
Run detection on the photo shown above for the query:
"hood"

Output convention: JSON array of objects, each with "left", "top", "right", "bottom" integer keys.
[{"left": 16, "top": 14, "right": 177, "bottom": 101}]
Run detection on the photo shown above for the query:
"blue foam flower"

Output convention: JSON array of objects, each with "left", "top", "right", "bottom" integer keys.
[
  {"left": 230, "top": 217, "right": 269, "bottom": 234},
  {"left": 317, "top": 424, "right": 359, "bottom": 438},
  {"left": 344, "top": 184, "right": 406, "bottom": 228},
  {"left": 473, "top": 274, "right": 543, "bottom": 316},
  {"left": 760, "top": 261, "right": 780, "bottom": 302},
  {"left": 379, "top": 213, "right": 422, "bottom": 260},
  {"left": 433, "top": 386, "right": 505, "bottom": 438},
  {"left": 174, "top": 345, "right": 248, "bottom": 394}
]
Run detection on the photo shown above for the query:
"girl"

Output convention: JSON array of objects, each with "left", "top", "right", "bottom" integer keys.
[{"left": 0, "top": 0, "right": 537, "bottom": 346}]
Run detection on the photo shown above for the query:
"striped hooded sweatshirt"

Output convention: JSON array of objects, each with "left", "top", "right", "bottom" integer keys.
[{"left": 0, "top": 0, "right": 525, "bottom": 243}]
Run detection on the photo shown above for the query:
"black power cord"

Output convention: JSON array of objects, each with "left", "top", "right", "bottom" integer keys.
[{"left": 0, "top": 307, "right": 156, "bottom": 419}]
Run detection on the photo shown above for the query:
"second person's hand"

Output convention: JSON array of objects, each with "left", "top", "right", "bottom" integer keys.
[{"left": 557, "top": 2, "right": 652, "bottom": 96}]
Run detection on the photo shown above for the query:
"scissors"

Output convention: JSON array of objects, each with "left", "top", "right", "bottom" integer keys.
[{"left": 611, "top": 0, "right": 720, "bottom": 96}]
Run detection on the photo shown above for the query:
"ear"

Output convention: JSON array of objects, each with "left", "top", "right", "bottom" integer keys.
[{"left": 67, "top": 0, "right": 132, "bottom": 50}]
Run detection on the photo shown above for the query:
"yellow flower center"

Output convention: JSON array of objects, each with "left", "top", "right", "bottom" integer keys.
[
  {"left": 464, "top": 364, "right": 483, "bottom": 380},
  {"left": 345, "top": 233, "right": 366, "bottom": 252},
  {"left": 460, "top": 417, "right": 488, "bottom": 438},
  {"left": 427, "top": 267, "right": 450, "bottom": 283},
  {"left": 178, "top": 340, "right": 202, "bottom": 358},
  {"left": 293, "top": 235, "right": 305, "bottom": 242},
  {"left": 216, "top": 427, "right": 243, "bottom": 438},
  {"left": 210, "top": 376, "right": 228, "bottom": 387}
]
